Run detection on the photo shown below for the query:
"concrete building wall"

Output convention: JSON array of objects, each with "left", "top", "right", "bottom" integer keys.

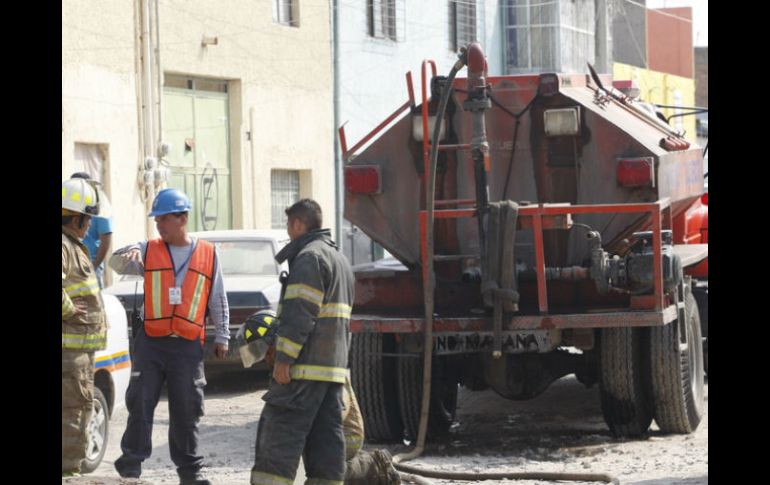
[
  {"left": 158, "top": 0, "right": 333, "bottom": 234},
  {"left": 62, "top": 0, "right": 144, "bottom": 279},
  {"left": 63, "top": 0, "right": 334, "bottom": 263},
  {"left": 647, "top": 7, "right": 693, "bottom": 79}
]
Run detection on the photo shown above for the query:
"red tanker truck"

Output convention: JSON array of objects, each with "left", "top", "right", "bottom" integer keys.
[{"left": 338, "top": 43, "right": 708, "bottom": 444}]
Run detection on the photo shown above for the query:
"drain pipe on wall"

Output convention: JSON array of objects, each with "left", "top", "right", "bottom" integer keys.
[
  {"left": 154, "top": 0, "right": 164, "bottom": 164},
  {"left": 332, "top": 0, "right": 343, "bottom": 247},
  {"left": 140, "top": 0, "right": 156, "bottom": 239}
]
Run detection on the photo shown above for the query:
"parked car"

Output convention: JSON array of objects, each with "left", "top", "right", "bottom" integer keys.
[
  {"left": 82, "top": 292, "right": 131, "bottom": 473},
  {"left": 103, "top": 229, "right": 289, "bottom": 366}
]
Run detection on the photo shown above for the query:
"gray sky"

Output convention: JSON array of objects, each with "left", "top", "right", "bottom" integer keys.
[{"left": 645, "top": 0, "right": 708, "bottom": 47}]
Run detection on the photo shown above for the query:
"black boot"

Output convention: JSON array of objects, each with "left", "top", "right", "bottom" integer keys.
[{"left": 178, "top": 470, "right": 212, "bottom": 485}]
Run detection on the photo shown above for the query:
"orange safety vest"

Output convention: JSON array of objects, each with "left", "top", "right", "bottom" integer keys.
[{"left": 143, "top": 238, "right": 215, "bottom": 342}]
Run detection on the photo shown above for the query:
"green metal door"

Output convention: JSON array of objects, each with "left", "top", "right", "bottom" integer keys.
[{"left": 163, "top": 76, "right": 231, "bottom": 232}]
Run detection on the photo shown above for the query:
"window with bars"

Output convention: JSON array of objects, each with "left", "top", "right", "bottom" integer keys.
[
  {"left": 368, "top": 0, "right": 401, "bottom": 41},
  {"left": 271, "top": 170, "right": 300, "bottom": 229},
  {"left": 274, "top": 0, "right": 299, "bottom": 27},
  {"left": 504, "top": 0, "right": 594, "bottom": 74},
  {"left": 449, "top": 0, "right": 477, "bottom": 52}
]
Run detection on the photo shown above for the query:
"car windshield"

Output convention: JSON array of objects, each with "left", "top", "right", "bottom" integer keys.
[
  {"left": 213, "top": 240, "right": 278, "bottom": 275},
  {"left": 119, "top": 238, "right": 278, "bottom": 281}
]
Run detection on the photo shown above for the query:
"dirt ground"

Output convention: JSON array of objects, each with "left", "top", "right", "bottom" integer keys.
[{"left": 65, "top": 368, "right": 707, "bottom": 485}]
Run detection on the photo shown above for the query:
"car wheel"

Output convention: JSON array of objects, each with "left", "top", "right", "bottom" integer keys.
[{"left": 80, "top": 386, "right": 109, "bottom": 474}]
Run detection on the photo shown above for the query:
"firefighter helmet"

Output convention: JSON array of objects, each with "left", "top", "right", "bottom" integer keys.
[
  {"left": 237, "top": 309, "right": 278, "bottom": 368},
  {"left": 67, "top": 172, "right": 113, "bottom": 217},
  {"left": 62, "top": 178, "right": 100, "bottom": 216}
]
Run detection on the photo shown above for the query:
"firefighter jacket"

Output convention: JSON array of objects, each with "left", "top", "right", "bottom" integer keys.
[
  {"left": 62, "top": 226, "right": 107, "bottom": 351},
  {"left": 274, "top": 229, "right": 355, "bottom": 384},
  {"left": 143, "top": 238, "right": 215, "bottom": 342}
]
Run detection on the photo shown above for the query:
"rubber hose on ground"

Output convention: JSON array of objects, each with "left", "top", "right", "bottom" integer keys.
[{"left": 395, "top": 461, "right": 620, "bottom": 484}]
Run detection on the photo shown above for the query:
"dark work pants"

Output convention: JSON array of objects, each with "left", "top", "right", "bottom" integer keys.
[
  {"left": 115, "top": 328, "right": 206, "bottom": 480},
  {"left": 251, "top": 379, "right": 345, "bottom": 485}
]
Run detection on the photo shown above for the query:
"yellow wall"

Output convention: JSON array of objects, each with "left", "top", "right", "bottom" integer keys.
[{"left": 613, "top": 63, "right": 697, "bottom": 143}]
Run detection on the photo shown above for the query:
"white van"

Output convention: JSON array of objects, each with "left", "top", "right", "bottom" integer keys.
[{"left": 80, "top": 293, "right": 132, "bottom": 473}]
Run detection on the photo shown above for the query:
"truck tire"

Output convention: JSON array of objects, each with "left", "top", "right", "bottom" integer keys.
[
  {"left": 692, "top": 282, "right": 708, "bottom": 375},
  {"left": 649, "top": 287, "right": 705, "bottom": 433},
  {"left": 396, "top": 350, "right": 458, "bottom": 441},
  {"left": 80, "top": 386, "right": 109, "bottom": 474},
  {"left": 599, "top": 327, "right": 652, "bottom": 437},
  {"left": 350, "top": 333, "right": 403, "bottom": 443}
]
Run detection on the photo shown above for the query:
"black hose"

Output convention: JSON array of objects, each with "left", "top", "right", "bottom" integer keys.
[
  {"left": 396, "top": 462, "right": 619, "bottom": 484},
  {"left": 393, "top": 53, "right": 467, "bottom": 467},
  {"left": 398, "top": 472, "right": 438, "bottom": 485}
]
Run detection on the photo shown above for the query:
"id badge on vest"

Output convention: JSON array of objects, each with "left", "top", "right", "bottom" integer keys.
[{"left": 169, "top": 287, "right": 182, "bottom": 305}]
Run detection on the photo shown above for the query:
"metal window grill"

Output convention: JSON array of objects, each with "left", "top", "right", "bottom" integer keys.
[
  {"left": 367, "top": 0, "right": 405, "bottom": 41},
  {"left": 504, "top": 0, "right": 595, "bottom": 74},
  {"left": 271, "top": 170, "right": 300, "bottom": 229},
  {"left": 449, "top": 0, "right": 477, "bottom": 52}
]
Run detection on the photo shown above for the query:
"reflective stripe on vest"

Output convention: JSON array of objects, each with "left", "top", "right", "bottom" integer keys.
[
  {"left": 62, "top": 332, "right": 107, "bottom": 350},
  {"left": 290, "top": 365, "right": 349, "bottom": 384},
  {"left": 276, "top": 336, "right": 303, "bottom": 359},
  {"left": 318, "top": 302, "right": 352, "bottom": 319},
  {"left": 64, "top": 277, "right": 100, "bottom": 298},
  {"left": 143, "top": 239, "right": 215, "bottom": 342},
  {"left": 345, "top": 433, "right": 364, "bottom": 455},
  {"left": 283, "top": 283, "right": 324, "bottom": 307}
]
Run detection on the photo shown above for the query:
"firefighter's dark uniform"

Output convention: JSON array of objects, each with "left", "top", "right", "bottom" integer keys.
[
  {"left": 62, "top": 226, "right": 107, "bottom": 473},
  {"left": 251, "top": 229, "right": 355, "bottom": 485}
]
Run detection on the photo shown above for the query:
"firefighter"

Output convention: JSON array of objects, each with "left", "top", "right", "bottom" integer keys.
[
  {"left": 250, "top": 199, "right": 356, "bottom": 485},
  {"left": 62, "top": 177, "right": 109, "bottom": 476},
  {"left": 238, "top": 311, "right": 399, "bottom": 485},
  {"left": 109, "top": 188, "right": 229, "bottom": 485}
]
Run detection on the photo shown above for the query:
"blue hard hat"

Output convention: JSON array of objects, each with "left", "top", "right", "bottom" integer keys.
[{"left": 149, "top": 188, "right": 192, "bottom": 217}]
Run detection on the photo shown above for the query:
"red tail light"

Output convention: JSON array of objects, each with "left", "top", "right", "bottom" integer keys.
[
  {"left": 701, "top": 192, "right": 708, "bottom": 205},
  {"left": 345, "top": 165, "right": 382, "bottom": 194},
  {"left": 617, "top": 157, "right": 654, "bottom": 187}
]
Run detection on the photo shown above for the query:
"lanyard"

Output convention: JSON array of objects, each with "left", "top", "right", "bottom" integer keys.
[{"left": 166, "top": 241, "right": 195, "bottom": 279}]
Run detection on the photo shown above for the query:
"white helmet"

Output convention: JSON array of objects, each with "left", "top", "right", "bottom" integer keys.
[{"left": 62, "top": 177, "right": 112, "bottom": 217}]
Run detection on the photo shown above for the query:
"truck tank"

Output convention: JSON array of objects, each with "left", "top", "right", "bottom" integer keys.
[
  {"left": 344, "top": 73, "right": 704, "bottom": 270},
  {"left": 340, "top": 45, "right": 707, "bottom": 444}
]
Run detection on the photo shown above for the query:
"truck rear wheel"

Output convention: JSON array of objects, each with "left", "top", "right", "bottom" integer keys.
[
  {"left": 599, "top": 327, "right": 653, "bottom": 437},
  {"left": 350, "top": 333, "right": 403, "bottom": 442},
  {"left": 692, "top": 282, "right": 708, "bottom": 375},
  {"left": 396, "top": 348, "right": 458, "bottom": 441},
  {"left": 649, "top": 286, "right": 705, "bottom": 433}
]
